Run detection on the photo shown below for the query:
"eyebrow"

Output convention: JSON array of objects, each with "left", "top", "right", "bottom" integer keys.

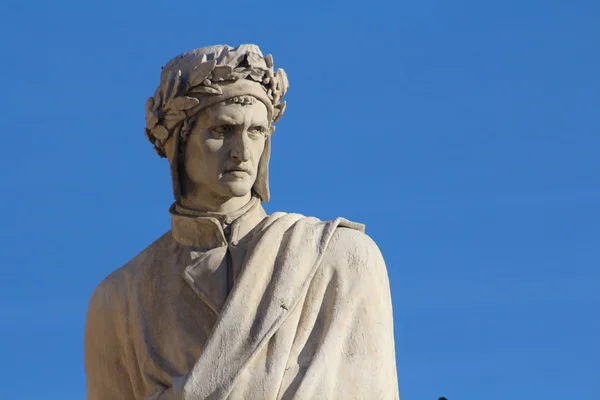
[
  {"left": 209, "top": 115, "right": 240, "bottom": 126},
  {"left": 208, "top": 116, "right": 269, "bottom": 129}
]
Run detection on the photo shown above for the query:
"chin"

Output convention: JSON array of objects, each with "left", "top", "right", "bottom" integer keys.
[{"left": 221, "top": 182, "right": 253, "bottom": 198}]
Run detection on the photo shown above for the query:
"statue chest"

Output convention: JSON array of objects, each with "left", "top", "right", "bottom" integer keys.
[{"left": 127, "top": 244, "right": 248, "bottom": 383}]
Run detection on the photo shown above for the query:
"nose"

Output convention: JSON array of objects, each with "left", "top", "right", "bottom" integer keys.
[{"left": 230, "top": 131, "right": 251, "bottom": 162}]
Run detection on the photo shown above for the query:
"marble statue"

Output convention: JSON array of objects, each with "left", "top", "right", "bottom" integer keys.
[{"left": 84, "top": 44, "right": 399, "bottom": 400}]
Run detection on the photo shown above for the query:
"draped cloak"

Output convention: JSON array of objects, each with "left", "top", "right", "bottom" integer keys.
[{"left": 84, "top": 199, "right": 399, "bottom": 399}]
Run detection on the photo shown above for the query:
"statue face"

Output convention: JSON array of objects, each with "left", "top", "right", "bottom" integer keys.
[{"left": 183, "top": 99, "right": 269, "bottom": 202}]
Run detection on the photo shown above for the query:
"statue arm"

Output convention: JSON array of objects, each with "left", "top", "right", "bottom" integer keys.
[
  {"left": 332, "top": 227, "right": 399, "bottom": 398},
  {"left": 355, "top": 230, "right": 400, "bottom": 398},
  {"left": 85, "top": 274, "right": 189, "bottom": 400},
  {"left": 280, "top": 227, "right": 400, "bottom": 398},
  {"left": 84, "top": 278, "right": 137, "bottom": 400}
]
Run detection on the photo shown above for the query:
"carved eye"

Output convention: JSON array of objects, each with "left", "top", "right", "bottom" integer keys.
[
  {"left": 210, "top": 125, "right": 234, "bottom": 138},
  {"left": 248, "top": 126, "right": 267, "bottom": 138}
]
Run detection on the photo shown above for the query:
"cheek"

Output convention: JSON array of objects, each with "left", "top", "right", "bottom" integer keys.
[
  {"left": 184, "top": 138, "right": 220, "bottom": 177},
  {"left": 187, "top": 138, "right": 224, "bottom": 164},
  {"left": 204, "top": 138, "right": 224, "bottom": 153},
  {"left": 250, "top": 139, "right": 266, "bottom": 163}
]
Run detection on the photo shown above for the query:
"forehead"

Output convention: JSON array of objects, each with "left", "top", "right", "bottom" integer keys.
[{"left": 204, "top": 100, "right": 269, "bottom": 124}]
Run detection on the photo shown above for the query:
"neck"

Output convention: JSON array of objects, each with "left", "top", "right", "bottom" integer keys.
[{"left": 179, "top": 191, "right": 253, "bottom": 214}]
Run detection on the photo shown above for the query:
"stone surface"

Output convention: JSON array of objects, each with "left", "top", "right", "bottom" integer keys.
[{"left": 84, "top": 44, "right": 400, "bottom": 399}]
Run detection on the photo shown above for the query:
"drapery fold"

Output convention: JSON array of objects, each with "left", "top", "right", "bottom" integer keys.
[{"left": 85, "top": 212, "right": 399, "bottom": 400}]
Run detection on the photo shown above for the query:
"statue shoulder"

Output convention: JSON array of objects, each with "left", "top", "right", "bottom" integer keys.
[
  {"left": 330, "top": 220, "right": 382, "bottom": 260},
  {"left": 87, "top": 231, "right": 173, "bottom": 312},
  {"left": 323, "top": 218, "right": 388, "bottom": 282}
]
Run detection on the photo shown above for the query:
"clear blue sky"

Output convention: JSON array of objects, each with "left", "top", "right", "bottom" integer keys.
[{"left": 0, "top": 0, "right": 598, "bottom": 399}]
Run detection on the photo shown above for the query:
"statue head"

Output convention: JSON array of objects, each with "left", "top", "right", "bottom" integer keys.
[{"left": 144, "top": 44, "right": 288, "bottom": 208}]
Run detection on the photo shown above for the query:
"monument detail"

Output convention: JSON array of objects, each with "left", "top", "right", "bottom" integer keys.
[{"left": 84, "top": 44, "right": 400, "bottom": 399}]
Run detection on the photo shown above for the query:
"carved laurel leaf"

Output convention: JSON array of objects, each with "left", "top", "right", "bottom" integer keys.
[
  {"left": 214, "top": 45, "right": 230, "bottom": 64},
  {"left": 247, "top": 52, "right": 267, "bottom": 70},
  {"left": 276, "top": 69, "right": 289, "bottom": 94},
  {"left": 187, "top": 60, "right": 216, "bottom": 88},
  {"left": 272, "top": 92, "right": 281, "bottom": 105},
  {"left": 146, "top": 111, "right": 159, "bottom": 129},
  {"left": 161, "top": 70, "right": 176, "bottom": 104},
  {"left": 162, "top": 111, "right": 186, "bottom": 131},
  {"left": 163, "top": 110, "right": 186, "bottom": 121},
  {"left": 220, "top": 49, "right": 246, "bottom": 67},
  {"left": 152, "top": 90, "right": 162, "bottom": 112},
  {"left": 247, "top": 68, "right": 265, "bottom": 82},
  {"left": 273, "top": 101, "right": 286, "bottom": 123},
  {"left": 211, "top": 65, "right": 234, "bottom": 81},
  {"left": 152, "top": 124, "right": 169, "bottom": 140},
  {"left": 154, "top": 146, "right": 166, "bottom": 158},
  {"left": 230, "top": 71, "right": 250, "bottom": 80},
  {"left": 145, "top": 97, "right": 155, "bottom": 113},
  {"left": 166, "top": 70, "right": 182, "bottom": 101},
  {"left": 169, "top": 96, "right": 200, "bottom": 111},
  {"left": 163, "top": 119, "right": 181, "bottom": 131},
  {"left": 185, "top": 103, "right": 203, "bottom": 118},
  {"left": 265, "top": 54, "right": 274, "bottom": 68},
  {"left": 188, "top": 85, "right": 223, "bottom": 95}
]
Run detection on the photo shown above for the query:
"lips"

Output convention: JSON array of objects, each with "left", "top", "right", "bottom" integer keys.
[
  {"left": 225, "top": 168, "right": 249, "bottom": 174},
  {"left": 224, "top": 168, "right": 250, "bottom": 177}
]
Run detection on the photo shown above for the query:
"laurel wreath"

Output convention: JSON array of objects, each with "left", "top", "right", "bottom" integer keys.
[{"left": 144, "top": 48, "right": 288, "bottom": 157}]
